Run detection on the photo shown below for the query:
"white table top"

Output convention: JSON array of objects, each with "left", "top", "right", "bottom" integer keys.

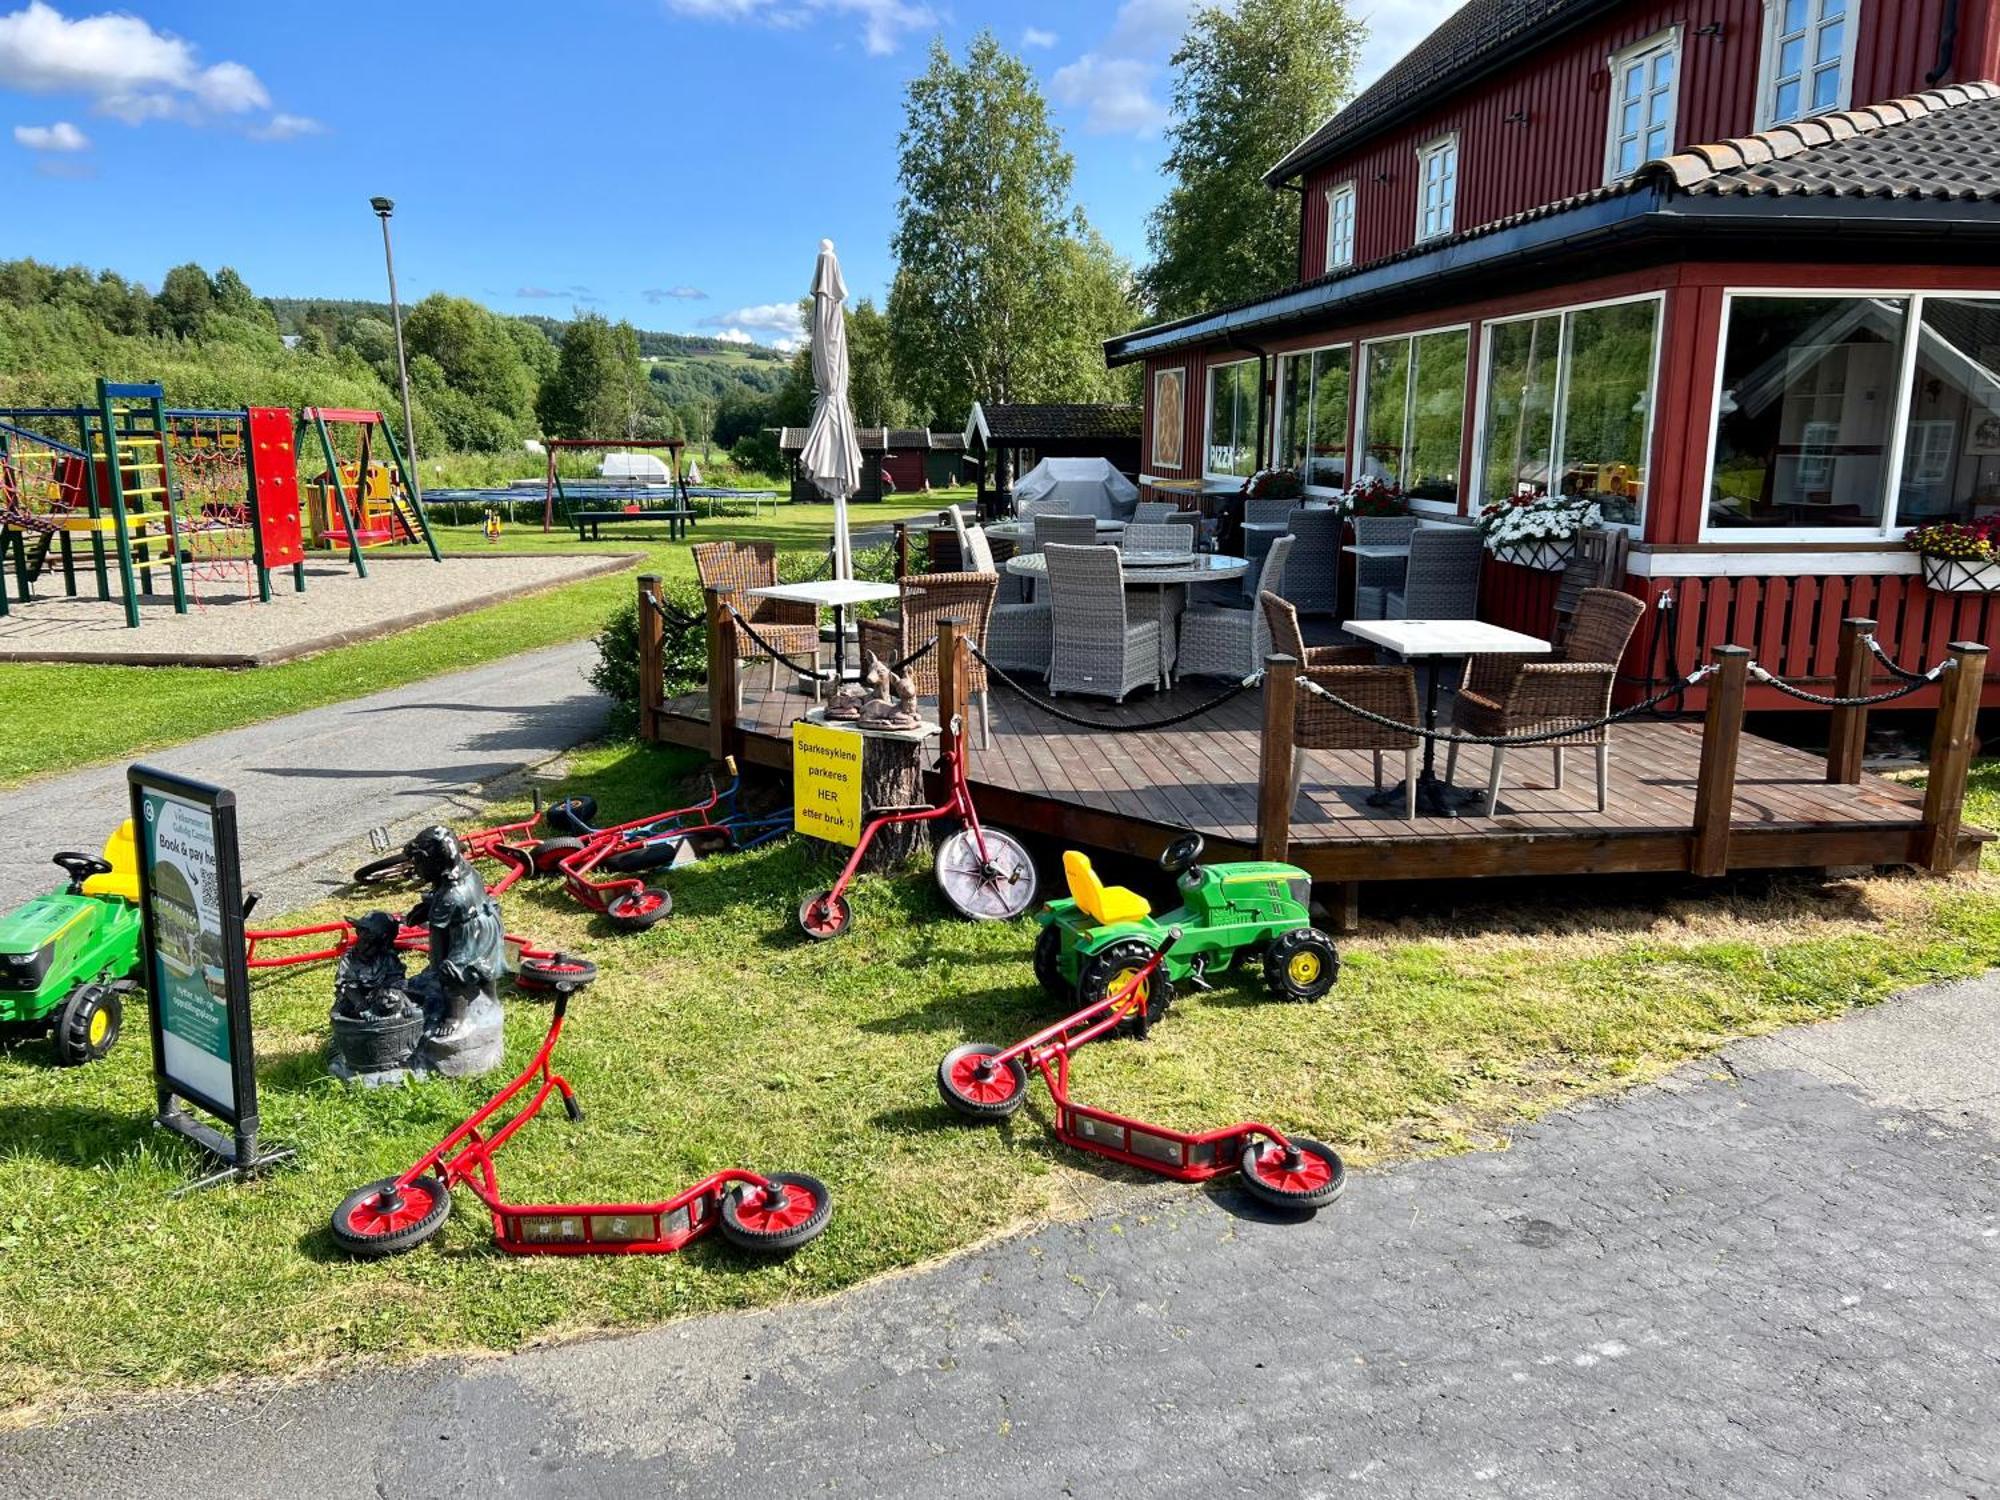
[
  {"left": 986, "top": 517, "right": 1126, "bottom": 542},
  {"left": 1005, "top": 553, "right": 1249, "bottom": 586},
  {"left": 1342, "top": 543, "right": 1412, "bottom": 560},
  {"left": 1342, "top": 619, "right": 1551, "bottom": 658},
  {"left": 746, "top": 579, "right": 902, "bottom": 608}
]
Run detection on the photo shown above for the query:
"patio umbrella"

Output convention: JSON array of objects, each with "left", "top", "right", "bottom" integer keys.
[{"left": 797, "top": 238, "right": 863, "bottom": 580}]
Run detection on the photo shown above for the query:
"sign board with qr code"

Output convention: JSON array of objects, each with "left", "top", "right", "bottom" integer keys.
[{"left": 129, "top": 766, "right": 264, "bottom": 1166}]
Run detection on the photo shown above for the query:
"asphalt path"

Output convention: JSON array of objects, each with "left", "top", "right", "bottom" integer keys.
[
  {"left": 6, "top": 971, "right": 1997, "bottom": 1499},
  {"left": 1, "top": 641, "right": 607, "bottom": 913}
]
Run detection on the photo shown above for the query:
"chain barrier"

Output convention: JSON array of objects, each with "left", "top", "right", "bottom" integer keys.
[
  {"left": 726, "top": 605, "right": 835, "bottom": 682},
  {"left": 889, "top": 637, "right": 937, "bottom": 673},
  {"left": 970, "top": 642, "right": 1258, "bottom": 731},
  {"left": 1749, "top": 658, "right": 1948, "bottom": 708},
  {"left": 1296, "top": 666, "right": 1718, "bottom": 748},
  {"left": 1863, "top": 633, "right": 1933, "bottom": 685}
]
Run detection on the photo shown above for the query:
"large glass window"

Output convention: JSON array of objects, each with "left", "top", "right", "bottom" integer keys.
[
  {"left": 1325, "top": 183, "right": 1356, "bottom": 271},
  {"left": 1361, "top": 328, "right": 1469, "bottom": 505},
  {"left": 1480, "top": 315, "right": 1561, "bottom": 507},
  {"left": 1276, "top": 345, "right": 1352, "bottom": 489},
  {"left": 1608, "top": 31, "right": 1678, "bottom": 178},
  {"left": 1764, "top": 0, "right": 1852, "bottom": 125},
  {"left": 1707, "top": 296, "right": 1906, "bottom": 531},
  {"left": 1893, "top": 298, "right": 2000, "bottom": 525},
  {"left": 1416, "top": 135, "right": 1457, "bottom": 241},
  {"left": 1205, "top": 359, "right": 1260, "bottom": 479}
]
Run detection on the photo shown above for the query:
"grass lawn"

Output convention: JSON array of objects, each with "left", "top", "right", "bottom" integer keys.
[
  {"left": 0, "top": 497, "right": 953, "bottom": 787},
  {"left": 3, "top": 742, "right": 1998, "bottom": 1423}
]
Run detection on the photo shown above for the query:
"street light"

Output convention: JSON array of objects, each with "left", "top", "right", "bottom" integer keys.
[{"left": 370, "top": 196, "right": 423, "bottom": 506}]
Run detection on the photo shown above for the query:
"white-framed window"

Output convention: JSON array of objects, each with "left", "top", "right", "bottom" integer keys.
[
  {"left": 1324, "top": 182, "right": 1356, "bottom": 272},
  {"left": 1702, "top": 289, "right": 2000, "bottom": 539},
  {"left": 1606, "top": 29, "right": 1679, "bottom": 180},
  {"left": 1204, "top": 358, "right": 1262, "bottom": 481},
  {"left": 1758, "top": 0, "right": 1857, "bottom": 127},
  {"left": 1358, "top": 323, "right": 1471, "bottom": 510},
  {"left": 1415, "top": 134, "right": 1457, "bottom": 242},
  {"left": 1473, "top": 292, "right": 1664, "bottom": 531},
  {"left": 1275, "top": 343, "right": 1353, "bottom": 490}
]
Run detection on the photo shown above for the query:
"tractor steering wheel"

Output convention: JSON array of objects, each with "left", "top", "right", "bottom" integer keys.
[
  {"left": 53, "top": 852, "right": 113, "bottom": 893},
  {"left": 1159, "top": 833, "right": 1205, "bottom": 878}
]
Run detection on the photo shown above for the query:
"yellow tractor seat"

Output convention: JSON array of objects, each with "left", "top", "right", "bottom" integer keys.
[
  {"left": 1062, "top": 851, "right": 1151, "bottom": 927},
  {"left": 81, "top": 819, "right": 142, "bottom": 905}
]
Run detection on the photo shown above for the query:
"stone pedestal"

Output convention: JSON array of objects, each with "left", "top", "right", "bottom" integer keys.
[{"left": 418, "top": 992, "right": 506, "bottom": 1077}]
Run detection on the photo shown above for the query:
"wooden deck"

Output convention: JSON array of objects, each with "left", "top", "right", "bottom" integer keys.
[{"left": 655, "top": 674, "right": 1988, "bottom": 887}]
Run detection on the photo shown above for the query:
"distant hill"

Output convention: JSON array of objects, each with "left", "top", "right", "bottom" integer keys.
[{"left": 267, "top": 299, "right": 787, "bottom": 363}]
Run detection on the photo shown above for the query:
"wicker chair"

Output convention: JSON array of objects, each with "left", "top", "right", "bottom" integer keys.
[
  {"left": 1044, "top": 543, "right": 1161, "bottom": 702},
  {"left": 692, "top": 539, "right": 820, "bottom": 694},
  {"left": 1553, "top": 526, "right": 1631, "bottom": 644},
  {"left": 1121, "top": 521, "right": 1195, "bottom": 555},
  {"left": 1132, "top": 501, "right": 1180, "bottom": 523},
  {"left": 1292, "top": 659, "right": 1423, "bottom": 821},
  {"left": 1385, "top": 526, "right": 1483, "bottom": 619},
  {"left": 1445, "top": 587, "right": 1646, "bottom": 815},
  {"left": 859, "top": 571, "right": 998, "bottom": 747},
  {"left": 1178, "top": 537, "right": 1293, "bottom": 681},
  {"left": 1245, "top": 499, "right": 1302, "bottom": 525},
  {"left": 1034, "top": 513, "right": 1098, "bottom": 550},
  {"left": 1257, "top": 590, "right": 1377, "bottom": 671},
  {"left": 1283, "top": 508, "right": 1344, "bottom": 615},
  {"left": 1347, "top": 515, "right": 1420, "bottom": 619},
  {"left": 976, "top": 519, "right": 1052, "bottom": 677}
]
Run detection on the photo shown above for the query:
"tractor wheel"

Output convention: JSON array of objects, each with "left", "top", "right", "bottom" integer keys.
[
  {"left": 718, "top": 1172, "right": 832, "bottom": 1254},
  {"left": 330, "top": 1175, "right": 453, "bottom": 1257},
  {"left": 937, "top": 1043, "right": 1028, "bottom": 1120},
  {"left": 1263, "top": 928, "right": 1339, "bottom": 1003},
  {"left": 797, "top": 891, "right": 851, "bottom": 941},
  {"left": 605, "top": 888, "right": 672, "bottom": 932},
  {"left": 529, "top": 837, "right": 588, "bottom": 875},
  {"left": 1077, "top": 938, "right": 1174, "bottom": 1038},
  {"left": 544, "top": 796, "right": 598, "bottom": 835},
  {"left": 53, "top": 983, "right": 121, "bottom": 1066},
  {"left": 351, "top": 853, "right": 416, "bottom": 887},
  {"left": 1032, "top": 925, "right": 1071, "bottom": 1004},
  {"left": 1237, "top": 1138, "right": 1346, "bottom": 1211}
]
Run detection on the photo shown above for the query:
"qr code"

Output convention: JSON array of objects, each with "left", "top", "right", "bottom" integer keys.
[{"left": 198, "top": 865, "right": 220, "bottom": 914}]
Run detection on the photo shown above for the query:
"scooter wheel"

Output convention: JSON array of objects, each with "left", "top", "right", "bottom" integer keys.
[
  {"left": 351, "top": 853, "right": 416, "bottom": 887},
  {"left": 685, "top": 828, "right": 734, "bottom": 856},
  {"left": 514, "top": 952, "right": 599, "bottom": 996},
  {"left": 718, "top": 1172, "right": 832, "bottom": 1254},
  {"left": 606, "top": 888, "right": 672, "bottom": 931},
  {"left": 1237, "top": 1138, "right": 1346, "bottom": 1212},
  {"left": 797, "top": 891, "right": 851, "bottom": 940},
  {"left": 935, "top": 828, "right": 1038, "bottom": 922},
  {"left": 330, "top": 1174, "right": 452, "bottom": 1257},
  {"left": 937, "top": 1043, "right": 1028, "bottom": 1119},
  {"left": 529, "top": 837, "right": 588, "bottom": 875},
  {"left": 604, "top": 839, "right": 681, "bottom": 875},
  {"left": 544, "top": 796, "right": 598, "bottom": 835},
  {"left": 1264, "top": 927, "right": 1339, "bottom": 1003}
]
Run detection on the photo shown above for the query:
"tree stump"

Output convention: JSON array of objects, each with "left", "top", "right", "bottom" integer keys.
[{"left": 854, "top": 724, "right": 932, "bottom": 873}]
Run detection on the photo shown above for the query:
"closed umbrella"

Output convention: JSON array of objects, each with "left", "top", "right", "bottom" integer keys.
[{"left": 797, "top": 238, "right": 863, "bottom": 580}]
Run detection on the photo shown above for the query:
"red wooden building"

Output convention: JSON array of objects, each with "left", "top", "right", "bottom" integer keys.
[{"left": 1107, "top": 0, "right": 2000, "bottom": 706}]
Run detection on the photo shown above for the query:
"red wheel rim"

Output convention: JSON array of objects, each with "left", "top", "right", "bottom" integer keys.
[
  {"left": 948, "top": 1053, "right": 1021, "bottom": 1106},
  {"left": 801, "top": 895, "right": 846, "bottom": 936},
  {"left": 734, "top": 1182, "right": 820, "bottom": 1233},
  {"left": 342, "top": 1181, "right": 439, "bottom": 1238},
  {"left": 1246, "top": 1143, "right": 1335, "bottom": 1194},
  {"left": 612, "top": 891, "right": 665, "bottom": 918}
]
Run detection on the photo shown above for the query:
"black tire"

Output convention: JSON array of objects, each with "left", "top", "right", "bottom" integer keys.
[
  {"left": 330, "top": 1175, "right": 453, "bottom": 1258},
  {"left": 543, "top": 796, "right": 598, "bottom": 835},
  {"left": 53, "top": 983, "right": 121, "bottom": 1066},
  {"left": 514, "top": 953, "right": 599, "bottom": 996},
  {"left": 606, "top": 888, "right": 672, "bottom": 931},
  {"left": 717, "top": 1172, "right": 832, "bottom": 1254},
  {"left": 937, "top": 1042, "right": 1028, "bottom": 1119},
  {"left": 529, "top": 837, "right": 588, "bottom": 875},
  {"left": 1032, "top": 924, "right": 1071, "bottom": 1003},
  {"left": 604, "top": 839, "right": 682, "bottom": 875},
  {"left": 685, "top": 827, "right": 734, "bottom": 857},
  {"left": 797, "top": 890, "right": 851, "bottom": 940},
  {"left": 351, "top": 853, "right": 416, "bottom": 887},
  {"left": 1077, "top": 938, "right": 1174, "bottom": 1037},
  {"left": 1237, "top": 1138, "right": 1346, "bottom": 1211},
  {"left": 1263, "top": 928, "right": 1339, "bottom": 1003}
]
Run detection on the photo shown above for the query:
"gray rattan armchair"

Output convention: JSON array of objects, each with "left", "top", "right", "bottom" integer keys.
[
  {"left": 692, "top": 539, "right": 821, "bottom": 694},
  {"left": 858, "top": 571, "right": 998, "bottom": 747},
  {"left": 1044, "top": 543, "right": 1161, "bottom": 701},
  {"left": 1179, "top": 536, "right": 1292, "bottom": 680},
  {"left": 1034, "top": 513, "right": 1098, "bottom": 550},
  {"left": 1121, "top": 521, "right": 1195, "bottom": 555},
  {"left": 1385, "top": 525, "right": 1483, "bottom": 619},
  {"left": 1445, "top": 587, "right": 1646, "bottom": 814},
  {"left": 1132, "top": 501, "right": 1180, "bottom": 523},
  {"left": 1348, "top": 515, "right": 1420, "bottom": 619},
  {"left": 1283, "top": 508, "right": 1344, "bottom": 615}
]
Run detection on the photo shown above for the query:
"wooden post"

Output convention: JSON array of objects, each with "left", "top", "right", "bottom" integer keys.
[
  {"left": 1256, "top": 654, "right": 1298, "bottom": 862},
  {"left": 637, "top": 573, "right": 664, "bottom": 744},
  {"left": 705, "top": 585, "right": 738, "bottom": 763},
  {"left": 893, "top": 523, "right": 910, "bottom": 580},
  {"left": 1919, "top": 641, "right": 1988, "bottom": 873},
  {"left": 1825, "top": 617, "right": 1874, "bottom": 784},
  {"left": 1690, "top": 645, "right": 1749, "bottom": 878},
  {"left": 937, "top": 615, "right": 965, "bottom": 755}
]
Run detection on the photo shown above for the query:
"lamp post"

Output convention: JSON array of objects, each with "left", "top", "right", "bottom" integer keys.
[{"left": 369, "top": 196, "right": 422, "bottom": 505}]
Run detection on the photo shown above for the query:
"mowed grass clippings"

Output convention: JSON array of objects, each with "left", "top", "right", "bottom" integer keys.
[
  {"left": 3, "top": 741, "right": 1998, "bottom": 1423},
  {"left": 0, "top": 500, "right": 947, "bottom": 787}
]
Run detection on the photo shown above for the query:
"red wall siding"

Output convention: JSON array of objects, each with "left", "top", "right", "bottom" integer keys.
[
  {"left": 881, "top": 450, "right": 927, "bottom": 491},
  {"left": 1299, "top": 0, "right": 1977, "bottom": 275}
]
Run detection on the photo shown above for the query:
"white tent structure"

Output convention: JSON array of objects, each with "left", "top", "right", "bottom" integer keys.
[
  {"left": 598, "top": 452, "right": 673, "bottom": 483},
  {"left": 796, "top": 239, "right": 864, "bottom": 579},
  {"left": 1012, "top": 457, "right": 1140, "bottom": 520}
]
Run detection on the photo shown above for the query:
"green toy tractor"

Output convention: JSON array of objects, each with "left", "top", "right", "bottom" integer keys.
[
  {"left": 0, "top": 828, "right": 145, "bottom": 1066},
  {"left": 1033, "top": 833, "right": 1339, "bottom": 1025}
]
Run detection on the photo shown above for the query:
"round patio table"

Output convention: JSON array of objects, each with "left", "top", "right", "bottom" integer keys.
[{"left": 1005, "top": 553, "right": 1250, "bottom": 683}]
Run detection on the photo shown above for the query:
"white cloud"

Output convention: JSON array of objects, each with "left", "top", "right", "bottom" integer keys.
[
  {"left": 249, "top": 112, "right": 322, "bottom": 141},
  {"left": 13, "top": 117, "right": 85, "bottom": 150},
  {"left": 711, "top": 328, "right": 756, "bottom": 345},
  {"left": 1022, "top": 26, "right": 1057, "bottom": 49},
  {"left": 1051, "top": 54, "right": 1167, "bottom": 136},
  {"left": 0, "top": 2, "right": 315, "bottom": 137},
  {"left": 1352, "top": 0, "right": 1468, "bottom": 92},
  {"left": 772, "top": 335, "right": 803, "bottom": 354},
  {"left": 1104, "top": 0, "right": 1196, "bottom": 56},
  {"left": 701, "top": 301, "right": 805, "bottom": 340},
  {"left": 662, "top": 0, "right": 934, "bottom": 56},
  {"left": 644, "top": 285, "right": 709, "bottom": 303}
]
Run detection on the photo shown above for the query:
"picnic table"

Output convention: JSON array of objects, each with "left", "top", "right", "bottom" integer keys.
[{"left": 574, "top": 505, "right": 698, "bottom": 541}]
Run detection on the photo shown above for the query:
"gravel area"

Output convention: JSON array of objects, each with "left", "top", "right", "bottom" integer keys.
[{"left": 0, "top": 553, "right": 634, "bottom": 665}]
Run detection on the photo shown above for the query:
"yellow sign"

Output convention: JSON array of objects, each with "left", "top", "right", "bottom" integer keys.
[{"left": 793, "top": 719, "right": 863, "bottom": 846}]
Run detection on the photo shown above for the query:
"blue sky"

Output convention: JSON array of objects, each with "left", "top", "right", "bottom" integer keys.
[{"left": 0, "top": 0, "right": 1458, "bottom": 349}]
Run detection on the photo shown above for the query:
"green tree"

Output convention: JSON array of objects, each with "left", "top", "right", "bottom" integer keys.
[
  {"left": 404, "top": 293, "right": 537, "bottom": 431},
  {"left": 154, "top": 263, "right": 215, "bottom": 339},
  {"left": 846, "top": 298, "right": 912, "bottom": 429},
  {"left": 535, "top": 312, "right": 645, "bottom": 438},
  {"left": 886, "top": 32, "right": 1133, "bottom": 425},
  {"left": 1143, "top": 0, "right": 1363, "bottom": 320}
]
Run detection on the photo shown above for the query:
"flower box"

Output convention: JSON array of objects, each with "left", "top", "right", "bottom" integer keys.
[
  {"left": 1919, "top": 554, "right": 2000, "bottom": 593},
  {"left": 1487, "top": 537, "right": 1574, "bottom": 572}
]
